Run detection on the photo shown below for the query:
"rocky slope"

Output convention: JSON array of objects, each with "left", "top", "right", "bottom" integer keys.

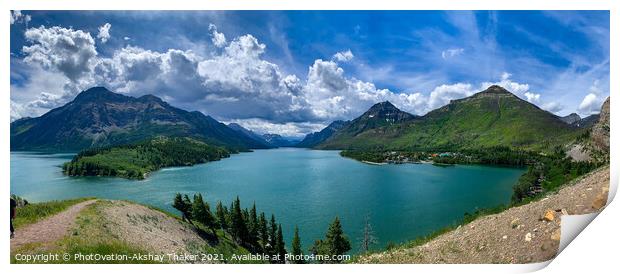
[
  {"left": 10, "top": 87, "right": 269, "bottom": 151},
  {"left": 560, "top": 113, "right": 582, "bottom": 124},
  {"left": 567, "top": 97, "right": 610, "bottom": 162},
  {"left": 227, "top": 123, "right": 273, "bottom": 148},
  {"left": 560, "top": 113, "right": 599, "bottom": 128},
  {"left": 358, "top": 166, "right": 610, "bottom": 264},
  {"left": 591, "top": 97, "right": 610, "bottom": 152},
  {"left": 297, "top": 120, "right": 348, "bottom": 148}
]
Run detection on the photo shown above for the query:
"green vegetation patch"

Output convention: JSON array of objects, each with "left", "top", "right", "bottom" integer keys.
[
  {"left": 12, "top": 200, "right": 158, "bottom": 264},
  {"left": 63, "top": 136, "right": 230, "bottom": 179},
  {"left": 12, "top": 197, "right": 94, "bottom": 230}
]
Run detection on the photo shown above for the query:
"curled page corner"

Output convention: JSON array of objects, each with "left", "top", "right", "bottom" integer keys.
[
  {"left": 557, "top": 212, "right": 600, "bottom": 254},
  {"left": 540, "top": 167, "right": 616, "bottom": 270},
  {"left": 511, "top": 211, "right": 604, "bottom": 273}
]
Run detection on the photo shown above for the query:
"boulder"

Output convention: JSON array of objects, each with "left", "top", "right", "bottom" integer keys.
[
  {"left": 543, "top": 210, "right": 555, "bottom": 222},
  {"left": 592, "top": 186, "right": 609, "bottom": 210}
]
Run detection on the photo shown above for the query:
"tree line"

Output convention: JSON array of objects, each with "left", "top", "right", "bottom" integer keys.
[
  {"left": 172, "top": 193, "right": 355, "bottom": 263},
  {"left": 511, "top": 146, "right": 602, "bottom": 203},
  {"left": 63, "top": 137, "right": 230, "bottom": 179}
]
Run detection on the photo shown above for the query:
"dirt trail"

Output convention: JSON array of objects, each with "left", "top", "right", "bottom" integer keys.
[{"left": 10, "top": 199, "right": 97, "bottom": 252}]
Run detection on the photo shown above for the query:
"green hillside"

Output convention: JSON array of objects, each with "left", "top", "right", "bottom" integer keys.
[
  {"left": 10, "top": 87, "right": 270, "bottom": 152},
  {"left": 317, "top": 85, "right": 581, "bottom": 151},
  {"left": 63, "top": 137, "right": 229, "bottom": 179}
]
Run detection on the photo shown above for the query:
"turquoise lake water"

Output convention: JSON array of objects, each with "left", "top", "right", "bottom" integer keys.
[{"left": 10, "top": 148, "right": 525, "bottom": 252}]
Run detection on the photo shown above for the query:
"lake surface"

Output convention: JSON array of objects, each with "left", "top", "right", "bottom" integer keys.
[{"left": 10, "top": 148, "right": 524, "bottom": 252}]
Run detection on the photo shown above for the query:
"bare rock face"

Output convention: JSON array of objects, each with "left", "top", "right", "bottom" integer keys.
[{"left": 591, "top": 97, "right": 610, "bottom": 152}]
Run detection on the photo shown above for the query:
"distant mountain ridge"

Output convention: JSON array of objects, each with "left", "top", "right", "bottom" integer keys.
[
  {"left": 262, "top": 134, "right": 298, "bottom": 147},
  {"left": 10, "top": 87, "right": 269, "bottom": 151},
  {"left": 560, "top": 113, "right": 581, "bottom": 124},
  {"left": 227, "top": 123, "right": 272, "bottom": 148},
  {"left": 560, "top": 113, "right": 600, "bottom": 128},
  {"left": 316, "top": 85, "right": 580, "bottom": 151},
  {"left": 296, "top": 120, "right": 349, "bottom": 148}
]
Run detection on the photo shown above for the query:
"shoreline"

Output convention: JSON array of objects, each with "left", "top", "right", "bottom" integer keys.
[{"left": 361, "top": 160, "right": 387, "bottom": 165}]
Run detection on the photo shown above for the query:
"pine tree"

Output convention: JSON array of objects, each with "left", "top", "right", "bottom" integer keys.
[
  {"left": 203, "top": 198, "right": 216, "bottom": 231},
  {"left": 182, "top": 194, "right": 193, "bottom": 220},
  {"left": 191, "top": 193, "right": 214, "bottom": 229},
  {"left": 324, "top": 216, "right": 351, "bottom": 263},
  {"left": 248, "top": 203, "right": 259, "bottom": 250},
  {"left": 173, "top": 193, "right": 190, "bottom": 222},
  {"left": 276, "top": 224, "right": 286, "bottom": 263},
  {"left": 215, "top": 201, "right": 227, "bottom": 230},
  {"left": 309, "top": 239, "right": 327, "bottom": 256},
  {"left": 228, "top": 201, "right": 235, "bottom": 232},
  {"left": 268, "top": 214, "right": 278, "bottom": 259},
  {"left": 231, "top": 196, "right": 248, "bottom": 245},
  {"left": 258, "top": 212, "right": 269, "bottom": 252},
  {"left": 359, "top": 215, "right": 378, "bottom": 253},
  {"left": 291, "top": 225, "right": 304, "bottom": 263}
]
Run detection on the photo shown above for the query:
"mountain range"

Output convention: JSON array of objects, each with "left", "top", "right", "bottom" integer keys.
[
  {"left": 12, "top": 85, "right": 599, "bottom": 153},
  {"left": 10, "top": 87, "right": 269, "bottom": 151},
  {"left": 559, "top": 113, "right": 600, "bottom": 128},
  {"left": 296, "top": 120, "right": 348, "bottom": 148},
  {"left": 314, "top": 85, "right": 584, "bottom": 151}
]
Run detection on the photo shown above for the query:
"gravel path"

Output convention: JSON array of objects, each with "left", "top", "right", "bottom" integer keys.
[
  {"left": 100, "top": 200, "right": 208, "bottom": 260},
  {"left": 359, "top": 166, "right": 610, "bottom": 264},
  {"left": 10, "top": 200, "right": 97, "bottom": 252}
]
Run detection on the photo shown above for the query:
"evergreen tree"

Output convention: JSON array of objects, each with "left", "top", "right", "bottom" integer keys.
[
  {"left": 203, "top": 198, "right": 216, "bottom": 231},
  {"left": 182, "top": 194, "right": 193, "bottom": 220},
  {"left": 276, "top": 224, "right": 286, "bottom": 263},
  {"left": 228, "top": 201, "right": 235, "bottom": 232},
  {"left": 258, "top": 212, "right": 269, "bottom": 253},
  {"left": 248, "top": 203, "right": 259, "bottom": 250},
  {"left": 266, "top": 214, "right": 278, "bottom": 260},
  {"left": 172, "top": 193, "right": 190, "bottom": 222},
  {"left": 291, "top": 225, "right": 304, "bottom": 263},
  {"left": 324, "top": 216, "right": 351, "bottom": 262},
  {"left": 309, "top": 239, "right": 327, "bottom": 257},
  {"left": 231, "top": 196, "right": 248, "bottom": 244},
  {"left": 215, "top": 201, "right": 227, "bottom": 230},
  {"left": 191, "top": 193, "right": 215, "bottom": 231}
]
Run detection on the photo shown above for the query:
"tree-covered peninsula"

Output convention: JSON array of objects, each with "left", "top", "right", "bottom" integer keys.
[{"left": 63, "top": 137, "right": 230, "bottom": 179}]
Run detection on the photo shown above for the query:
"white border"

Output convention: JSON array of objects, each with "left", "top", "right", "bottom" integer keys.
[{"left": 2, "top": 1, "right": 617, "bottom": 274}]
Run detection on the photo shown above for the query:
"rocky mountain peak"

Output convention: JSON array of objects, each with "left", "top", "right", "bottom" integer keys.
[
  {"left": 73, "top": 86, "right": 126, "bottom": 103},
  {"left": 560, "top": 113, "right": 581, "bottom": 124},
  {"left": 362, "top": 101, "right": 415, "bottom": 122},
  {"left": 482, "top": 85, "right": 512, "bottom": 94}
]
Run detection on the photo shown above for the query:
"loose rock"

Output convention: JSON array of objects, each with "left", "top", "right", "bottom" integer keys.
[{"left": 543, "top": 210, "right": 555, "bottom": 222}]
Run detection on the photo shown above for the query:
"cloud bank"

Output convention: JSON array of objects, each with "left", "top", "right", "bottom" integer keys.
[{"left": 10, "top": 23, "right": 605, "bottom": 136}]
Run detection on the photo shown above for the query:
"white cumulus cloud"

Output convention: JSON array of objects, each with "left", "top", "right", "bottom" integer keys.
[
  {"left": 22, "top": 26, "right": 98, "bottom": 82},
  {"left": 13, "top": 24, "right": 581, "bottom": 136},
  {"left": 209, "top": 24, "right": 227, "bottom": 48},
  {"left": 524, "top": 92, "right": 541, "bottom": 103},
  {"left": 97, "top": 23, "right": 111, "bottom": 43},
  {"left": 10, "top": 10, "right": 31, "bottom": 25},
  {"left": 542, "top": 101, "right": 564, "bottom": 113},
  {"left": 578, "top": 81, "right": 606, "bottom": 115},
  {"left": 332, "top": 50, "right": 354, "bottom": 62}
]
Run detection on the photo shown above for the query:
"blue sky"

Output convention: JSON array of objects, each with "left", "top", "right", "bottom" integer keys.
[{"left": 10, "top": 10, "right": 610, "bottom": 137}]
